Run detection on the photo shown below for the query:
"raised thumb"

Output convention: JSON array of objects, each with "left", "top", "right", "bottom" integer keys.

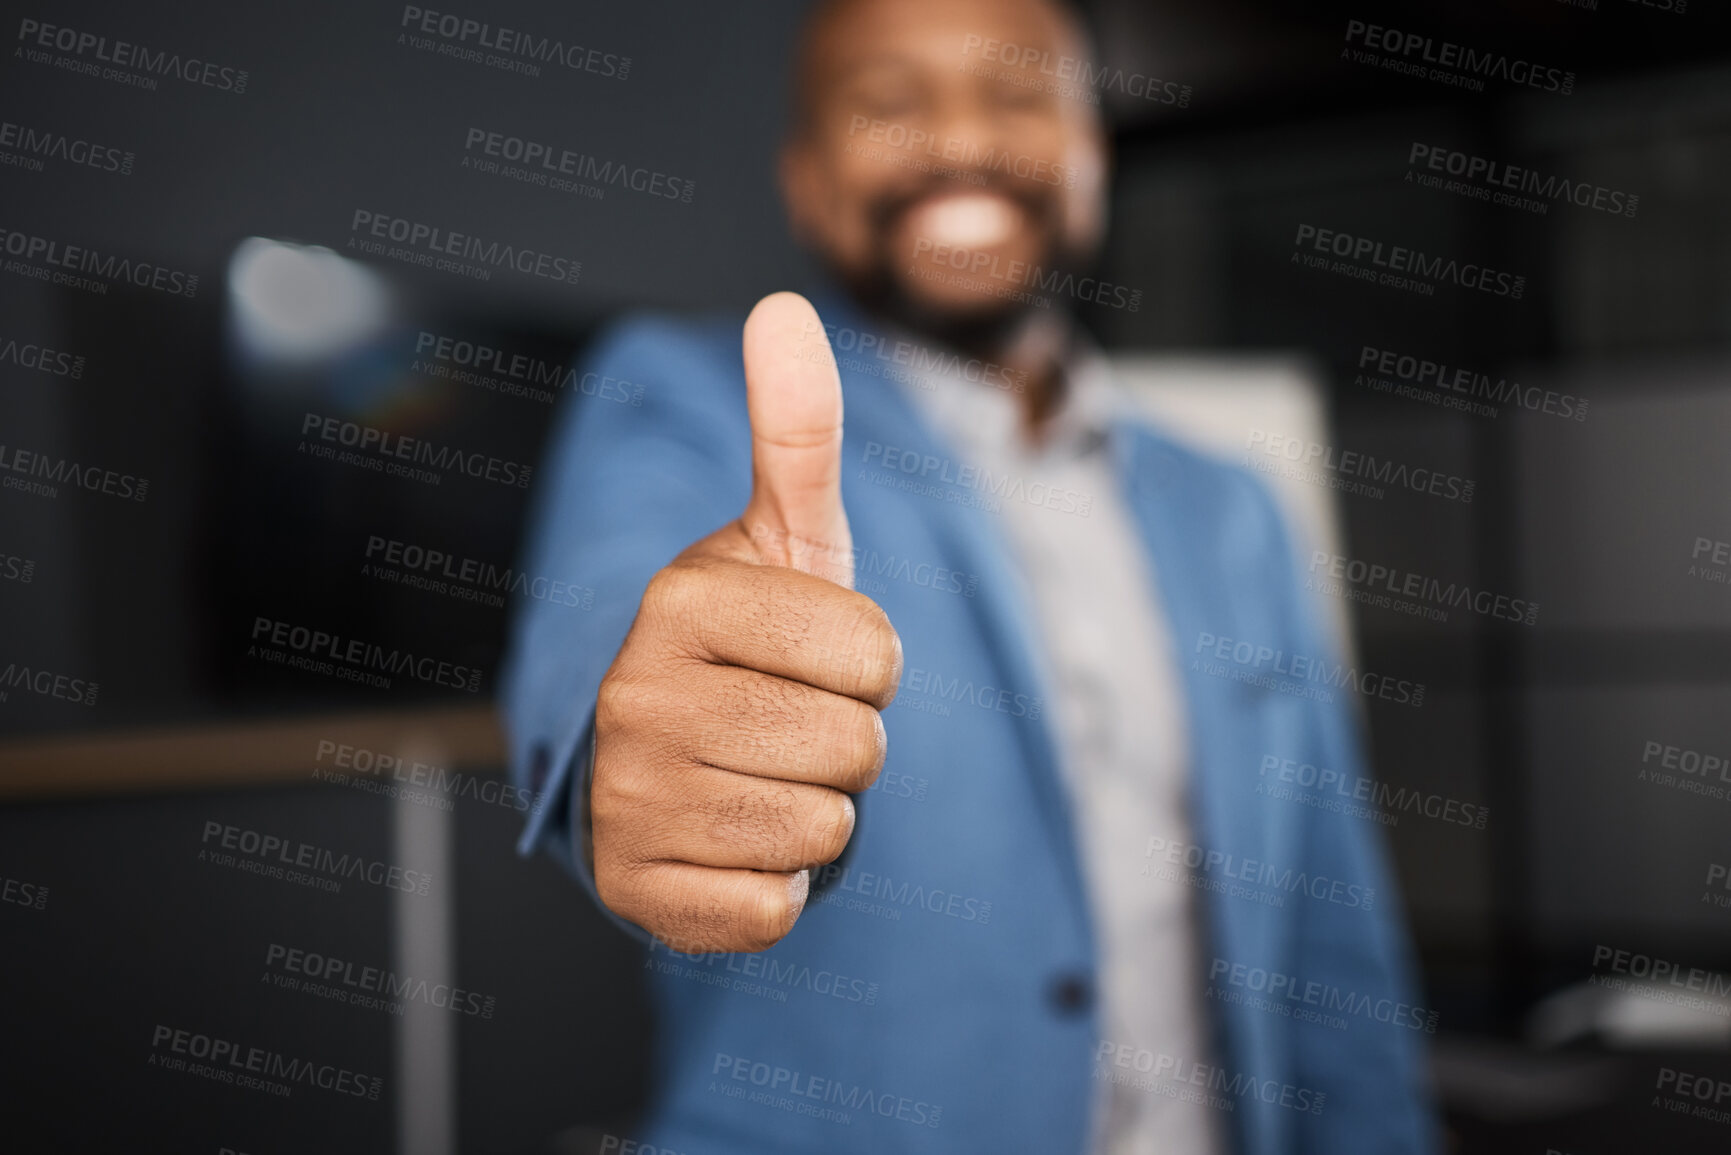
[{"left": 739, "top": 291, "right": 853, "bottom": 587}]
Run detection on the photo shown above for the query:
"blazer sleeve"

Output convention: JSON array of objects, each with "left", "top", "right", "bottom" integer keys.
[{"left": 499, "top": 313, "right": 752, "bottom": 936}]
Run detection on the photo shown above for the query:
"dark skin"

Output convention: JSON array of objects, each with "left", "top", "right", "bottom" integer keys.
[
  {"left": 779, "top": 0, "right": 1111, "bottom": 441},
  {"left": 586, "top": 0, "right": 1112, "bottom": 953}
]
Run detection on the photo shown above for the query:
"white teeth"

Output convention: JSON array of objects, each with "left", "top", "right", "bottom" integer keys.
[{"left": 907, "top": 193, "right": 1020, "bottom": 248}]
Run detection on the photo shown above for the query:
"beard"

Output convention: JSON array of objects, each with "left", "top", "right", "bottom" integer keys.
[{"left": 828, "top": 173, "right": 1086, "bottom": 363}]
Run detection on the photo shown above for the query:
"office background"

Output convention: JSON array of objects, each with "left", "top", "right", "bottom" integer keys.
[{"left": 3, "top": 0, "right": 1730, "bottom": 1150}]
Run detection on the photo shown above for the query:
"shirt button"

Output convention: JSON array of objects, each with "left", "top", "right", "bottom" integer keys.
[{"left": 1048, "top": 973, "right": 1093, "bottom": 1015}]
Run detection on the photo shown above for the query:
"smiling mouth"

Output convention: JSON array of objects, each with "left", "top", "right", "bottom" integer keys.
[{"left": 901, "top": 191, "right": 1025, "bottom": 249}]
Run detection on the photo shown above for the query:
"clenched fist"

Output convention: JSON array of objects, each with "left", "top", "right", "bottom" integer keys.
[{"left": 590, "top": 292, "right": 902, "bottom": 953}]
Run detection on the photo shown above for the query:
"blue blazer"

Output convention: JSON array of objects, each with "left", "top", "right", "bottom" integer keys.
[{"left": 503, "top": 292, "right": 1438, "bottom": 1155}]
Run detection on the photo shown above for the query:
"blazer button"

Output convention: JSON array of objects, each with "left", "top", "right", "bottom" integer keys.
[{"left": 1048, "top": 973, "right": 1093, "bottom": 1016}]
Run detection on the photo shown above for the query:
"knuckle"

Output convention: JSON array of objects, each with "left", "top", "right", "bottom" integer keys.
[
  {"left": 638, "top": 567, "right": 677, "bottom": 618},
  {"left": 590, "top": 747, "right": 684, "bottom": 864},
  {"left": 592, "top": 860, "right": 636, "bottom": 922},
  {"left": 595, "top": 670, "right": 648, "bottom": 732},
  {"left": 598, "top": 670, "right": 695, "bottom": 763},
  {"left": 823, "top": 700, "right": 886, "bottom": 791},
  {"left": 740, "top": 881, "right": 799, "bottom": 951},
  {"left": 800, "top": 792, "right": 854, "bottom": 866},
  {"left": 642, "top": 563, "right": 701, "bottom": 624},
  {"left": 588, "top": 764, "right": 628, "bottom": 829},
  {"left": 590, "top": 773, "right": 656, "bottom": 863},
  {"left": 842, "top": 597, "right": 902, "bottom": 706}
]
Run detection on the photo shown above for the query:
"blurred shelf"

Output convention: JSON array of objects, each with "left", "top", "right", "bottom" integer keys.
[{"left": 0, "top": 702, "right": 505, "bottom": 801}]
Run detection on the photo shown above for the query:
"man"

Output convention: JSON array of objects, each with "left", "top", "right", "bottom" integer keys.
[{"left": 504, "top": 0, "right": 1437, "bottom": 1151}]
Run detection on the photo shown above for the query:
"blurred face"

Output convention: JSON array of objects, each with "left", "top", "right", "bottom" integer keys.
[{"left": 781, "top": 0, "right": 1109, "bottom": 335}]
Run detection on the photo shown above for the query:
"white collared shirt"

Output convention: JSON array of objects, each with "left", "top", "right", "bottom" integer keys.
[{"left": 893, "top": 340, "right": 1226, "bottom": 1155}]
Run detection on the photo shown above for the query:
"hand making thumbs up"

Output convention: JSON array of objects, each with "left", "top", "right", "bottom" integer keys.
[{"left": 589, "top": 292, "right": 903, "bottom": 953}]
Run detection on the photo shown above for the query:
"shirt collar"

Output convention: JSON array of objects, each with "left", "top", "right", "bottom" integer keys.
[{"left": 830, "top": 305, "right": 1125, "bottom": 462}]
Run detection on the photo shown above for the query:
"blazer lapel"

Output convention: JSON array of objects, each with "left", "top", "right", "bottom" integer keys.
[{"left": 818, "top": 291, "right": 1097, "bottom": 940}]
